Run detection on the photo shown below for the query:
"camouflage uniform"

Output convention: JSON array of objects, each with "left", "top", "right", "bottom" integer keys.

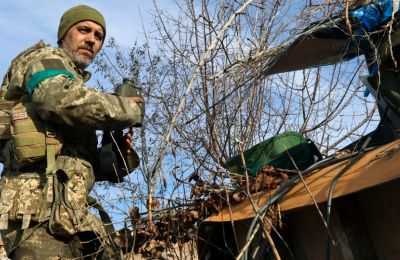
[{"left": 0, "top": 41, "right": 142, "bottom": 259}]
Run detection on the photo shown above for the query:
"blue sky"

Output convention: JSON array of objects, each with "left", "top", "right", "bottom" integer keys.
[{"left": 0, "top": 0, "right": 174, "bottom": 75}]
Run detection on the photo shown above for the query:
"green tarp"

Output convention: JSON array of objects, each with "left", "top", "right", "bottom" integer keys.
[{"left": 226, "top": 132, "right": 317, "bottom": 177}]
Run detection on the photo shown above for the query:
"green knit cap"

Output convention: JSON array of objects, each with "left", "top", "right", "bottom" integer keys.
[{"left": 57, "top": 5, "right": 106, "bottom": 43}]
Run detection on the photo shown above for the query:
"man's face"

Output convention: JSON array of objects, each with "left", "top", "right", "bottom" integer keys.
[{"left": 60, "top": 21, "right": 104, "bottom": 69}]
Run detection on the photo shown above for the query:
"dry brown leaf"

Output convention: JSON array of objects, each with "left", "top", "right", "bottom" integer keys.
[{"left": 129, "top": 206, "right": 140, "bottom": 218}]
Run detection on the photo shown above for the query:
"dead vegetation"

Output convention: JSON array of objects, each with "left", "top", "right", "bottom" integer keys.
[
  {"left": 112, "top": 163, "right": 289, "bottom": 258},
  {"left": 91, "top": 0, "right": 384, "bottom": 258}
]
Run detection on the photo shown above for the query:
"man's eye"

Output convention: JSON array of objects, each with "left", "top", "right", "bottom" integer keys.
[
  {"left": 78, "top": 28, "right": 89, "bottom": 33},
  {"left": 95, "top": 34, "right": 104, "bottom": 41}
]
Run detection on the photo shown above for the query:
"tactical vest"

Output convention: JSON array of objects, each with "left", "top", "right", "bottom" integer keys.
[
  {"left": 0, "top": 40, "right": 62, "bottom": 167},
  {"left": 0, "top": 41, "right": 64, "bottom": 232}
]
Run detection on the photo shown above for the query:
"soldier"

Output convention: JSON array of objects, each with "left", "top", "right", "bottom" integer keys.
[{"left": 0, "top": 5, "right": 143, "bottom": 259}]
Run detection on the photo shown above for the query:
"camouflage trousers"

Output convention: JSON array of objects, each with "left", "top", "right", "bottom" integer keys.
[
  {"left": 6, "top": 223, "right": 116, "bottom": 260},
  {"left": 9, "top": 224, "right": 80, "bottom": 259}
]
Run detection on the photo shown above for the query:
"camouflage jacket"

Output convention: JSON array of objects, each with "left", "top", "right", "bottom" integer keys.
[{"left": 0, "top": 41, "right": 142, "bottom": 253}]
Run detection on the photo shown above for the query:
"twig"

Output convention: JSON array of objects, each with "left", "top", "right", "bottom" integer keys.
[
  {"left": 344, "top": 0, "right": 352, "bottom": 34},
  {"left": 321, "top": 104, "right": 377, "bottom": 154},
  {"left": 286, "top": 147, "right": 335, "bottom": 248},
  {"left": 235, "top": 138, "right": 281, "bottom": 260},
  {"left": 235, "top": 223, "right": 260, "bottom": 260},
  {"left": 148, "top": 0, "right": 254, "bottom": 200},
  {"left": 388, "top": 0, "right": 399, "bottom": 69}
]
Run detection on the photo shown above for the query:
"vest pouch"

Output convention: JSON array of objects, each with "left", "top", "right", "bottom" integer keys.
[
  {"left": 0, "top": 173, "right": 44, "bottom": 230},
  {"left": 0, "top": 178, "right": 18, "bottom": 229},
  {"left": 0, "top": 100, "right": 15, "bottom": 140},
  {"left": 10, "top": 102, "right": 62, "bottom": 164},
  {"left": 49, "top": 200, "right": 76, "bottom": 237},
  {"left": 49, "top": 169, "right": 88, "bottom": 238}
]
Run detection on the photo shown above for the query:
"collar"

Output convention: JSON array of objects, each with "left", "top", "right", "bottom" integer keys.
[
  {"left": 58, "top": 47, "right": 91, "bottom": 82},
  {"left": 77, "top": 69, "right": 91, "bottom": 82}
]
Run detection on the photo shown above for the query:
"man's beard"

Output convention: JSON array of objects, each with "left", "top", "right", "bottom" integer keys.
[{"left": 62, "top": 44, "right": 93, "bottom": 70}]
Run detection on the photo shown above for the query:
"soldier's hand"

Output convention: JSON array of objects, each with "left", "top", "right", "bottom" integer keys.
[
  {"left": 130, "top": 97, "right": 144, "bottom": 103},
  {"left": 121, "top": 129, "right": 134, "bottom": 156}
]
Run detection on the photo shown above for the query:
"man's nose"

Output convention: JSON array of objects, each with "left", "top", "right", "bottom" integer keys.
[{"left": 85, "top": 33, "right": 95, "bottom": 45}]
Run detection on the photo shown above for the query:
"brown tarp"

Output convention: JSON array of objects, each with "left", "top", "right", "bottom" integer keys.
[
  {"left": 205, "top": 139, "right": 400, "bottom": 222},
  {"left": 265, "top": 38, "right": 358, "bottom": 75},
  {"left": 261, "top": 16, "right": 362, "bottom": 76}
]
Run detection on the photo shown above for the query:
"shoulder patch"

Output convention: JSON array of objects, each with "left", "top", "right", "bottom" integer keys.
[
  {"left": 12, "top": 112, "right": 28, "bottom": 121},
  {"left": 40, "top": 59, "right": 66, "bottom": 70}
]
